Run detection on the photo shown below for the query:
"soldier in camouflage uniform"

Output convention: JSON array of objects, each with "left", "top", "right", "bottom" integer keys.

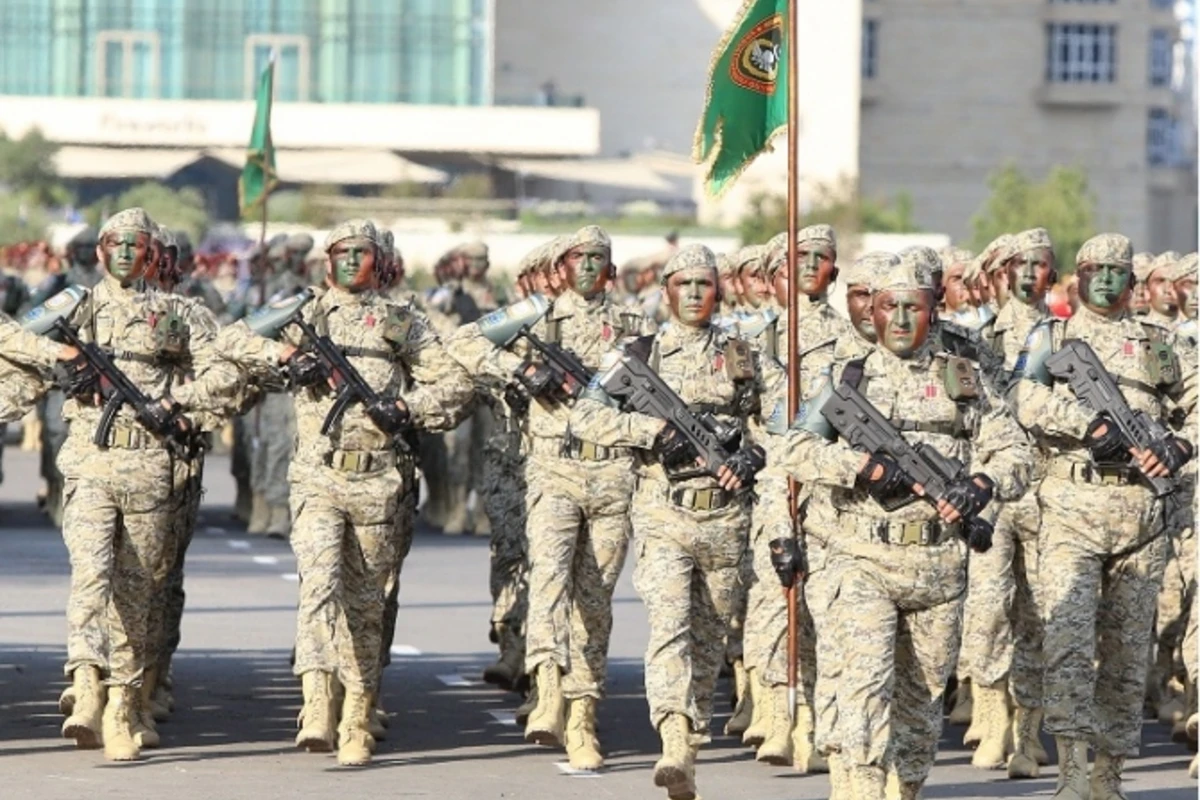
[
  {"left": 1130, "top": 253, "right": 1154, "bottom": 316},
  {"left": 1140, "top": 251, "right": 1181, "bottom": 331},
  {"left": 777, "top": 254, "right": 1033, "bottom": 799},
  {"left": 1007, "top": 233, "right": 1196, "bottom": 800},
  {"left": 1175, "top": 256, "right": 1199, "bottom": 778},
  {"left": 221, "top": 219, "right": 473, "bottom": 765},
  {"left": 447, "top": 226, "right": 648, "bottom": 771},
  {"left": 569, "top": 243, "right": 782, "bottom": 799},
  {"left": 36, "top": 209, "right": 248, "bottom": 761}
]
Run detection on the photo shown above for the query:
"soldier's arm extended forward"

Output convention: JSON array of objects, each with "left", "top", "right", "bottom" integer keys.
[
  {"left": 165, "top": 301, "right": 251, "bottom": 416},
  {"left": 0, "top": 313, "right": 72, "bottom": 370},
  {"left": 1005, "top": 326, "right": 1095, "bottom": 441},
  {"left": 446, "top": 320, "right": 530, "bottom": 387},
  {"left": 568, "top": 386, "right": 667, "bottom": 449}
]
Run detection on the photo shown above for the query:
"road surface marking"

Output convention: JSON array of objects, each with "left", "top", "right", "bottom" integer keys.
[
  {"left": 281, "top": 573, "right": 299, "bottom": 582},
  {"left": 390, "top": 645, "right": 421, "bottom": 657},
  {"left": 487, "top": 710, "right": 517, "bottom": 726},
  {"left": 252, "top": 555, "right": 279, "bottom": 565},
  {"left": 227, "top": 540, "right": 251, "bottom": 550},
  {"left": 554, "top": 762, "right": 603, "bottom": 778}
]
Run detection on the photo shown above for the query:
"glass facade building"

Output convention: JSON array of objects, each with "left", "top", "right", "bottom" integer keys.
[{"left": 0, "top": 0, "right": 491, "bottom": 105}]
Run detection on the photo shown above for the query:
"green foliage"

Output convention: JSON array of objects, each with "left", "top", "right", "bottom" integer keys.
[
  {"left": 88, "top": 182, "right": 210, "bottom": 244},
  {"left": 380, "top": 181, "right": 428, "bottom": 199},
  {"left": 0, "top": 128, "right": 68, "bottom": 206},
  {"left": 738, "top": 177, "right": 919, "bottom": 245},
  {"left": 0, "top": 195, "right": 52, "bottom": 246},
  {"left": 970, "top": 163, "right": 1096, "bottom": 273},
  {"left": 445, "top": 173, "right": 494, "bottom": 200}
]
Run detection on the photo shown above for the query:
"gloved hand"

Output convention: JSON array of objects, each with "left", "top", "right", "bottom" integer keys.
[
  {"left": 1085, "top": 413, "right": 1129, "bottom": 463},
  {"left": 720, "top": 444, "right": 767, "bottom": 489},
  {"left": 513, "top": 360, "right": 562, "bottom": 400},
  {"left": 653, "top": 423, "right": 697, "bottom": 468},
  {"left": 962, "top": 516, "right": 994, "bottom": 554},
  {"left": 366, "top": 398, "right": 411, "bottom": 436},
  {"left": 857, "top": 453, "right": 911, "bottom": 504},
  {"left": 53, "top": 354, "right": 100, "bottom": 399},
  {"left": 768, "top": 537, "right": 803, "bottom": 589},
  {"left": 503, "top": 383, "right": 531, "bottom": 417},
  {"left": 139, "top": 398, "right": 182, "bottom": 437},
  {"left": 1145, "top": 435, "right": 1194, "bottom": 477},
  {"left": 283, "top": 351, "right": 326, "bottom": 389},
  {"left": 943, "top": 473, "right": 995, "bottom": 520}
]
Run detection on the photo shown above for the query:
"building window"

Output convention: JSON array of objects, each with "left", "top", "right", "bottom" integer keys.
[
  {"left": 862, "top": 20, "right": 878, "bottom": 79},
  {"left": 1148, "top": 108, "right": 1176, "bottom": 165},
  {"left": 1045, "top": 23, "right": 1117, "bottom": 83},
  {"left": 1149, "top": 28, "right": 1173, "bottom": 86},
  {"left": 1150, "top": 0, "right": 1175, "bottom": 8},
  {"left": 94, "top": 30, "right": 161, "bottom": 98}
]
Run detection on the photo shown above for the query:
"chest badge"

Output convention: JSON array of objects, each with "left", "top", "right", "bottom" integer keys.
[
  {"left": 714, "top": 353, "right": 725, "bottom": 373},
  {"left": 601, "top": 322, "right": 612, "bottom": 341},
  {"left": 1122, "top": 341, "right": 1135, "bottom": 357},
  {"left": 365, "top": 314, "right": 377, "bottom": 328},
  {"left": 924, "top": 382, "right": 939, "bottom": 399}
]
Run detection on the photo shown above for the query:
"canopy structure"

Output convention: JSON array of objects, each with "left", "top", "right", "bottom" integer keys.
[{"left": 497, "top": 158, "right": 676, "bottom": 193}]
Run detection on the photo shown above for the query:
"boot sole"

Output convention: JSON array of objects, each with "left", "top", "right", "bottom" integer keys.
[
  {"left": 62, "top": 721, "right": 101, "bottom": 749},
  {"left": 104, "top": 752, "right": 141, "bottom": 762},
  {"left": 296, "top": 736, "right": 334, "bottom": 753},
  {"left": 524, "top": 728, "right": 562, "bottom": 748},
  {"left": 756, "top": 751, "right": 791, "bottom": 766},
  {"left": 654, "top": 765, "right": 695, "bottom": 800}
]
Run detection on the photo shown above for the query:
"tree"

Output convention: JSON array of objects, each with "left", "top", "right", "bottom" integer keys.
[
  {"left": 739, "top": 176, "right": 919, "bottom": 246},
  {"left": 970, "top": 163, "right": 1096, "bottom": 272},
  {"left": 87, "top": 183, "right": 210, "bottom": 244},
  {"left": 0, "top": 128, "right": 69, "bottom": 207}
]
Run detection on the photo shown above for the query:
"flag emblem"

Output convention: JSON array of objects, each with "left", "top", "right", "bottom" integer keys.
[{"left": 731, "top": 16, "right": 782, "bottom": 94}]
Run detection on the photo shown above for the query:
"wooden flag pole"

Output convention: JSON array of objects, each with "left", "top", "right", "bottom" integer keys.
[{"left": 784, "top": 0, "right": 801, "bottom": 723}]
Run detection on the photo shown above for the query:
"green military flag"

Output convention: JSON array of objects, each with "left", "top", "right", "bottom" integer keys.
[
  {"left": 693, "top": 0, "right": 790, "bottom": 197},
  {"left": 239, "top": 53, "right": 277, "bottom": 218}
]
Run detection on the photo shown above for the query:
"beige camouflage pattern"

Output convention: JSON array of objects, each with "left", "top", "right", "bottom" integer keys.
[
  {"left": 778, "top": 342, "right": 1032, "bottom": 786},
  {"left": 323, "top": 218, "right": 380, "bottom": 251},
  {"left": 977, "top": 234, "right": 1019, "bottom": 274},
  {"left": 1172, "top": 252, "right": 1198, "bottom": 282},
  {"left": 660, "top": 243, "right": 717, "bottom": 281},
  {"left": 571, "top": 321, "right": 784, "bottom": 735},
  {"left": 479, "top": 396, "right": 529, "bottom": 636},
  {"left": 1008, "top": 304, "right": 1196, "bottom": 755},
  {"left": 1076, "top": 233, "right": 1133, "bottom": 267},
  {"left": 844, "top": 251, "right": 899, "bottom": 289},
  {"left": 1014, "top": 227, "right": 1052, "bottom": 254},
  {"left": 99, "top": 207, "right": 155, "bottom": 238}
]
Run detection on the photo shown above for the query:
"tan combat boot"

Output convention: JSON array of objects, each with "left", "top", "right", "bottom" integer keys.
[
  {"left": 482, "top": 624, "right": 524, "bottom": 691},
  {"left": 791, "top": 703, "right": 828, "bottom": 773},
  {"left": 102, "top": 686, "right": 141, "bottom": 761},
  {"left": 849, "top": 764, "right": 887, "bottom": 800},
  {"left": 885, "top": 769, "right": 924, "bottom": 800},
  {"left": 58, "top": 684, "right": 76, "bottom": 716},
  {"left": 971, "top": 680, "right": 1012, "bottom": 769},
  {"left": 724, "top": 658, "right": 753, "bottom": 736},
  {"left": 653, "top": 713, "right": 697, "bottom": 800},
  {"left": 1090, "top": 751, "right": 1129, "bottom": 800},
  {"left": 61, "top": 665, "right": 104, "bottom": 749},
  {"left": 368, "top": 694, "right": 390, "bottom": 740},
  {"left": 826, "top": 752, "right": 853, "bottom": 800},
  {"left": 1053, "top": 737, "right": 1090, "bottom": 800},
  {"left": 949, "top": 678, "right": 973, "bottom": 725},
  {"left": 516, "top": 680, "right": 538, "bottom": 727},
  {"left": 247, "top": 492, "right": 270, "bottom": 534},
  {"left": 337, "top": 688, "right": 375, "bottom": 766},
  {"left": 1008, "top": 704, "right": 1043, "bottom": 778},
  {"left": 524, "top": 661, "right": 565, "bottom": 747},
  {"left": 564, "top": 696, "right": 604, "bottom": 771},
  {"left": 132, "top": 670, "right": 161, "bottom": 749},
  {"left": 742, "top": 669, "right": 770, "bottom": 747},
  {"left": 756, "top": 685, "right": 793, "bottom": 765},
  {"left": 295, "top": 671, "right": 336, "bottom": 752},
  {"left": 266, "top": 504, "right": 291, "bottom": 540},
  {"left": 442, "top": 503, "right": 469, "bottom": 536}
]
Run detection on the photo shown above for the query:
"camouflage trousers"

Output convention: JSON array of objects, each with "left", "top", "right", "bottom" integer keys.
[
  {"left": 39, "top": 390, "right": 67, "bottom": 521},
  {"left": 1039, "top": 476, "right": 1167, "bottom": 755},
  {"left": 155, "top": 454, "right": 207, "bottom": 678},
  {"left": 380, "top": 464, "right": 418, "bottom": 670},
  {"left": 523, "top": 453, "right": 633, "bottom": 699},
  {"left": 481, "top": 439, "right": 528, "bottom": 632},
  {"left": 231, "top": 414, "right": 251, "bottom": 495},
  {"left": 631, "top": 480, "right": 749, "bottom": 734},
  {"left": 250, "top": 392, "right": 295, "bottom": 508},
  {"left": 1155, "top": 478, "right": 1196, "bottom": 680},
  {"left": 959, "top": 490, "right": 1044, "bottom": 707},
  {"left": 1184, "top": 586, "right": 1198, "bottom": 685},
  {"left": 60, "top": 441, "right": 181, "bottom": 687},
  {"left": 289, "top": 460, "right": 407, "bottom": 695},
  {"left": 828, "top": 517, "right": 967, "bottom": 786}
]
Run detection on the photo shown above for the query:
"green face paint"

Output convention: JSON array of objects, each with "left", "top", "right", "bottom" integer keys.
[
  {"left": 1176, "top": 278, "right": 1198, "bottom": 320},
  {"left": 872, "top": 289, "right": 932, "bottom": 357},
  {"left": 795, "top": 245, "right": 835, "bottom": 295},
  {"left": 564, "top": 245, "right": 609, "bottom": 296},
  {"left": 104, "top": 231, "right": 148, "bottom": 283},
  {"left": 329, "top": 239, "right": 376, "bottom": 290},
  {"left": 1079, "top": 262, "right": 1131, "bottom": 311},
  {"left": 1008, "top": 249, "right": 1052, "bottom": 305}
]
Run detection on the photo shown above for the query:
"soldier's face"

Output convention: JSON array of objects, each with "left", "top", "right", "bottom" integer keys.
[
  {"left": 1130, "top": 282, "right": 1150, "bottom": 314},
  {"left": 795, "top": 244, "right": 836, "bottom": 295},
  {"left": 327, "top": 238, "right": 377, "bottom": 291},
  {"left": 1009, "top": 249, "right": 1053, "bottom": 305},
  {"left": 846, "top": 284, "right": 876, "bottom": 342},
  {"left": 772, "top": 268, "right": 788, "bottom": 306},
  {"left": 1077, "top": 262, "right": 1132, "bottom": 313},
  {"left": 562, "top": 245, "right": 610, "bottom": 297},
  {"left": 873, "top": 289, "right": 933, "bottom": 357},
  {"left": 989, "top": 266, "right": 1010, "bottom": 308},
  {"left": 719, "top": 274, "right": 738, "bottom": 303},
  {"left": 666, "top": 267, "right": 719, "bottom": 327},
  {"left": 942, "top": 265, "right": 971, "bottom": 311},
  {"left": 1175, "top": 277, "right": 1198, "bottom": 320},
  {"left": 100, "top": 231, "right": 151, "bottom": 283},
  {"left": 741, "top": 267, "right": 771, "bottom": 308},
  {"left": 1147, "top": 270, "right": 1179, "bottom": 316},
  {"left": 466, "top": 255, "right": 488, "bottom": 279}
]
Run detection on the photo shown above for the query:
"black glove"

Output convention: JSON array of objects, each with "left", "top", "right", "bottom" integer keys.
[
  {"left": 962, "top": 516, "right": 994, "bottom": 554},
  {"left": 1085, "top": 414, "right": 1129, "bottom": 463},
  {"left": 366, "top": 398, "right": 410, "bottom": 436},
  {"left": 723, "top": 444, "right": 767, "bottom": 487},
  {"left": 513, "top": 360, "right": 562, "bottom": 400},
  {"left": 138, "top": 399, "right": 182, "bottom": 437},
  {"left": 503, "top": 383, "right": 530, "bottom": 417},
  {"left": 943, "top": 473, "right": 995, "bottom": 520},
  {"left": 653, "top": 424, "right": 697, "bottom": 469},
  {"left": 283, "top": 351, "right": 325, "bottom": 389},
  {"left": 1146, "top": 435, "right": 1194, "bottom": 476},
  {"left": 857, "top": 453, "right": 910, "bottom": 504},
  {"left": 53, "top": 354, "right": 100, "bottom": 399},
  {"left": 768, "top": 537, "right": 803, "bottom": 589}
]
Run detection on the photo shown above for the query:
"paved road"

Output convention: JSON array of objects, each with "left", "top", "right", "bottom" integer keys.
[{"left": 0, "top": 449, "right": 1193, "bottom": 800}]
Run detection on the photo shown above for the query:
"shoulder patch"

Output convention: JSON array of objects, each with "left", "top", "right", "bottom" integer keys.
[
  {"left": 723, "top": 339, "right": 755, "bottom": 380},
  {"left": 943, "top": 356, "right": 979, "bottom": 400}
]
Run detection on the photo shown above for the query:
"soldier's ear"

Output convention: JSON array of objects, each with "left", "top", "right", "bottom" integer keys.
[{"left": 829, "top": 265, "right": 839, "bottom": 284}]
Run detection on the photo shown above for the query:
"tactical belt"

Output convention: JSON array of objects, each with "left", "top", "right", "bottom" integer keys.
[
  {"left": 688, "top": 402, "right": 736, "bottom": 417},
  {"left": 846, "top": 514, "right": 955, "bottom": 546},
  {"left": 105, "top": 348, "right": 166, "bottom": 366},
  {"left": 668, "top": 486, "right": 734, "bottom": 512},
  {"left": 324, "top": 449, "right": 395, "bottom": 473},
  {"left": 528, "top": 435, "right": 630, "bottom": 461},
  {"left": 1046, "top": 460, "right": 1137, "bottom": 487},
  {"left": 104, "top": 425, "right": 160, "bottom": 450},
  {"left": 342, "top": 346, "right": 397, "bottom": 361}
]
